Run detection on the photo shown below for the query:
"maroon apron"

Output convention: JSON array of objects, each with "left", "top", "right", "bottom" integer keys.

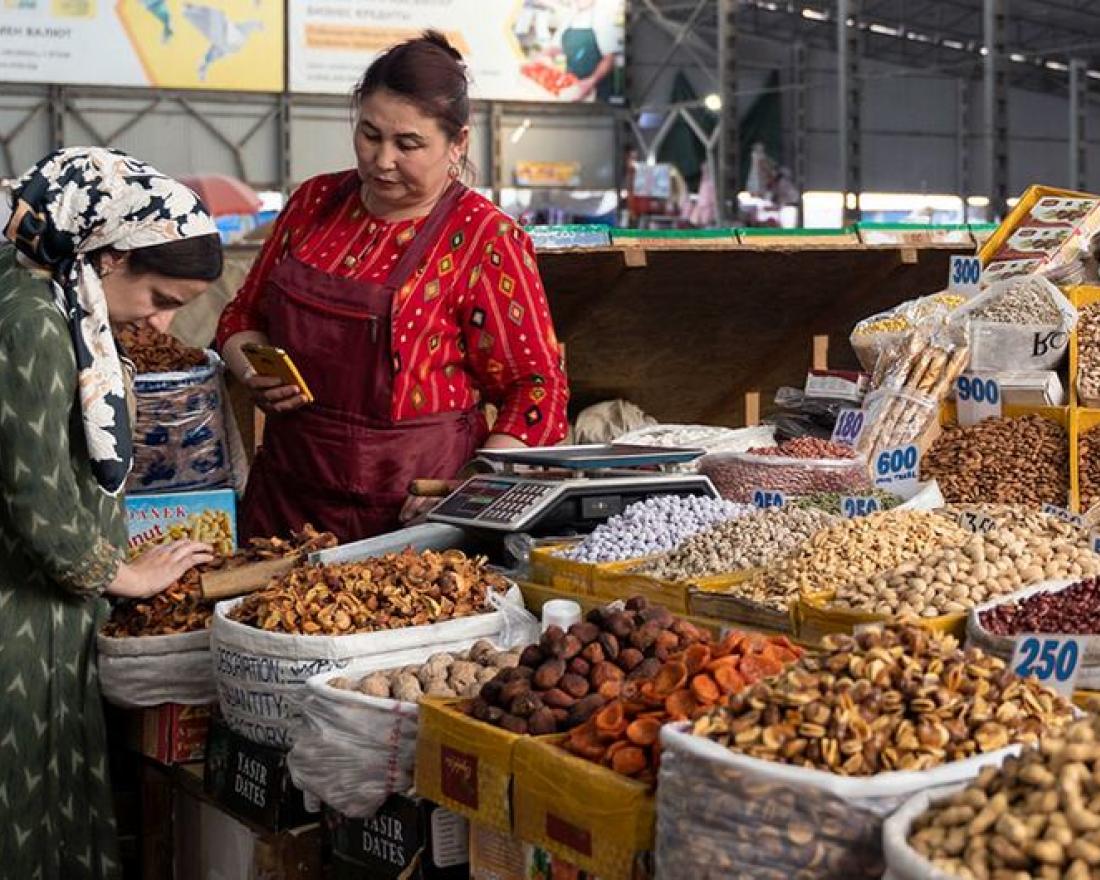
[{"left": 240, "top": 182, "right": 487, "bottom": 543}]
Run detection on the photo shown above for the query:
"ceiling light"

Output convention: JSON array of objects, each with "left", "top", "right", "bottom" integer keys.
[{"left": 704, "top": 93, "right": 723, "bottom": 112}]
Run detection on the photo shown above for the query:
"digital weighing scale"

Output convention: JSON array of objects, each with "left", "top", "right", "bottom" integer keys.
[{"left": 428, "top": 444, "right": 718, "bottom": 535}]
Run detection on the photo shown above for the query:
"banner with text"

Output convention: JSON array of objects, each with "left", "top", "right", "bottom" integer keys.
[
  {"left": 0, "top": 0, "right": 283, "bottom": 91},
  {"left": 289, "top": 0, "right": 626, "bottom": 103}
]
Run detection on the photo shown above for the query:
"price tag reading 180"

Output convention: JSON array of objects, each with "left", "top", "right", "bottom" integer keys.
[
  {"left": 842, "top": 496, "right": 882, "bottom": 518},
  {"left": 752, "top": 489, "right": 786, "bottom": 510},
  {"left": 1010, "top": 635, "right": 1085, "bottom": 696},
  {"left": 956, "top": 374, "right": 1002, "bottom": 426},
  {"left": 831, "top": 408, "right": 866, "bottom": 449},
  {"left": 873, "top": 444, "right": 920, "bottom": 497}
]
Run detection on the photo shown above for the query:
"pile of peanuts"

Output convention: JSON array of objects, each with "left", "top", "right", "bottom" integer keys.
[
  {"left": 830, "top": 517, "right": 1100, "bottom": 618},
  {"left": 743, "top": 509, "right": 972, "bottom": 612},
  {"left": 640, "top": 506, "right": 838, "bottom": 582},
  {"left": 1080, "top": 426, "right": 1100, "bottom": 511},
  {"left": 1079, "top": 302, "right": 1100, "bottom": 403},
  {"left": 909, "top": 714, "right": 1100, "bottom": 880},
  {"left": 744, "top": 438, "right": 858, "bottom": 459},
  {"left": 922, "top": 415, "right": 1070, "bottom": 507},
  {"left": 981, "top": 577, "right": 1100, "bottom": 636}
]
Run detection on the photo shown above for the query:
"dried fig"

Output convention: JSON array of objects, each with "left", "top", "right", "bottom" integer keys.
[
  {"left": 629, "top": 657, "right": 663, "bottom": 682},
  {"left": 567, "top": 693, "right": 607, "bottom": 727},
  {"left": 591, "top": 661, "right": 625, "bottom": 689},
  {"left": 625, "top": 596, "right": 649, "bottom": 612},
  {"left": 479, "top": 678, "right": 505, "bottom": 704},
  {"left": 540, "top": 625, "right": 568, "bottom": 658},
  {"left": 598, "top": 632, "right": 621, "bottom": 660},
  {"left": 510, "top": 691, "right": 543, "bottom": 718},
  {"left": 561, "top": 634, "right": 584, "bottom": 660},
  {"left": 500, "top": 679, "right": 531, "bottom": 705},
  {"left": 585, "top": 607, "right": 606, "bottom": 626},
  {"left": 533, "top": 658, "right": 566, "bottom": 690},
  {"left": 629, "top": 621, "right": 662, "bottom": 652},
  {"left": 499, "top": 714, "right": 528, "bottom": 735},
  {"left": 542, "top": 688, "right": 576, "bottom": 709},
  {"left": 581, "top": 642, "right": 605, "bottom": 665},
  {"left": 569, "top": 657, "right": 591, "bottom": 678},
  {"left": 469, "top": 698, "right": 492, "bottom": 721},
  {"left": 560, "top": 673, "right": 591, "bottom": 699},
  {"left": 569, "top": 621, "right": 601, "bottom": 645},
  {"left": 549, "top": 707, "right": 569, "bottom": 726},
  {"left": 641, "top": 605, "right": 673, "bottom": 627},
  {"left": 519, "top": 644, "right": 546, "bottom": 668},
  {"left": 617, "top": 648, "right": 644, "bottom": 672},
  {"left": 605, "top": 612, "right": 634, "bottom": 639},
  {"left": 528, "top": 706, "right": 557, "bottom": 735}
]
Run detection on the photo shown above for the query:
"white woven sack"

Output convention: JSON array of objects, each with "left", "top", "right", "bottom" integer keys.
[
  {"left": 97, "top": 629, "right": 214, "bottom": 708},
  {"left": 882, "top": 784, "right": 968, "bottom": 880},
  {"left": 288, "top": 638, "right": 491, "bottom": 818},
  {"left": 212, "top": 585, "right": 527, "bottom": 747}
]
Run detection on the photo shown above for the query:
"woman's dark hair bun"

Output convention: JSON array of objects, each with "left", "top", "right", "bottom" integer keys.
[{"left": 421, "top": 29, "right": 464, "bottom": 64}]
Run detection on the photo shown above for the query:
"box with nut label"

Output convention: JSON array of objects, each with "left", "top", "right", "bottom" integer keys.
[
  {"left": 415, "top": 697, "right": 523, "bottom": 834},
  {"left": 512, "top": 736, "right": 654, "bottom": 880},
  {"left": 126, "top": 488, "right": 237, "bottom": 556}
]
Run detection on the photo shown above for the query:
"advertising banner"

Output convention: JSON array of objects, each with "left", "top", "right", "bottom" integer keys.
[
  {"left": 289, "top": 0, "right": 625, "bottom": 103},
  {"left": 0, "top": 0, "right": 283, "bottom": 91}
]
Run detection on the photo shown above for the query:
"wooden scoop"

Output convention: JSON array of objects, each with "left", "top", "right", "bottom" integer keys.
[
  {"left": 408, "top": 478, "right": 461, "bottom": 498},
  {"left": 201, "top": 556, "right": 298, "bottom": 601}
]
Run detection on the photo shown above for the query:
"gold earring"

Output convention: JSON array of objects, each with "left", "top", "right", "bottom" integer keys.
[{"left": 448, "top": 162, "right": 460, "bottom": 179}]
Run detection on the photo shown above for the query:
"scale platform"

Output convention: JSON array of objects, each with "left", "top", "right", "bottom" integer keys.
[{"left": 428, "top": 444, "right": 718, "bottom": 535}]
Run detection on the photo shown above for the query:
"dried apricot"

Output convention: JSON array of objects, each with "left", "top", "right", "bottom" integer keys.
[
  {"left": 690, "top": 673, "right": 720, "bottom": 705},
  {"left": 610, "top": 746, "right": 648, "bottom": 776},
  {"left": 626, "top": 716, "right": 661, "bottom": 747}
]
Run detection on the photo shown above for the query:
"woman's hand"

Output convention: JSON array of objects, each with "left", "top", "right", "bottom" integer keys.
[
  {"left": 244, "top": 371, "right": 310, "bottom": 415},
  {"left": 399, "top": 495, "right": 441, "bottom": 525},
  {"left": 108, "top": 540, "right": 214, "bottom": 599}
]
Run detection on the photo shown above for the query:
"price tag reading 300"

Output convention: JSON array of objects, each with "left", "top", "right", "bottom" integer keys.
[
  {"left": 873, "top": 444, "right": 920, "bottom": 497},
  {"left": 1010, "top": 635, "right": 1085, "bottom": 696}
]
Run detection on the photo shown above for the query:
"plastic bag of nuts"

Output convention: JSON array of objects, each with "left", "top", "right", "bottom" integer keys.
[{"left": 885, "top": 714, "right": 1100, "bottom": 880}]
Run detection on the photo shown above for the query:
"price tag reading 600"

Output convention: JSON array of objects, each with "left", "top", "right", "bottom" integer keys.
[
  {"left": 873, "top": 444, "right": 920, "bottom": 497},
  {"left": 1010, "top": 635, "right": 1084, "bottom": 697}
]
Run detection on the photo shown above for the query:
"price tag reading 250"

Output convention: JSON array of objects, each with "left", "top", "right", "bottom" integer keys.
[
  {"left": 873, "top": 444, "right": 920, "bottom": 497},
  {"left": 752, "top": 490, "right": 786, "bottom": 510},
  {"left": 1010, "top": 635, "right": 1085, "bottom": 696},
  {"left": 956, "top": 374, "right": 1002, "bottom": 427}
]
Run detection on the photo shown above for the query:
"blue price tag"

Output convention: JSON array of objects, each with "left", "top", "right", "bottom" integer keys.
[
  {"left": 1092, "top": 531, "right": 1100, "bottom": 554},
  {"left": 752, "top": 489, "right": 786, "bottom": 510},
  {"left": 1010, "top": 634, "right": 1085, "bottom": 696},
  {"left": 841, "top": 495, "right": 882, "bottom": 518},
  {"left": 1043, "top": 504, "right": 1085, "bottom": 527},
  {"left": 955, "top": 374, "right": 1002, "bottom": 426},
  {"left": 949, "top": 255, "right": 982, "bottom": 293},
  {"left": 831, "top": 408, "right": 866, "bottom": 449},
  {"left": 873, "top": 444, "right": 920, "bottom": 497}
]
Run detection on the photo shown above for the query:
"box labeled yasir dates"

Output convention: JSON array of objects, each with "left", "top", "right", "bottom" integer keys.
[{"left": 126, "top": 488, "right": 236, "bottom": 556}]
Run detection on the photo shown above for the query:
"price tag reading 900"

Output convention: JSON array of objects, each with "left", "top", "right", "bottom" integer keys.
[
  {"left": 956, "top": 374, "right": 1002, "bottom": 426},
  {"left": 831, "top": 408, "right": 866, "bottom": 449}
]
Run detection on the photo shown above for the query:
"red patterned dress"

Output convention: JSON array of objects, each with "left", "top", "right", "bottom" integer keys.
[{"left": 217, "top": 171, "right": 569, "bottom": 541}]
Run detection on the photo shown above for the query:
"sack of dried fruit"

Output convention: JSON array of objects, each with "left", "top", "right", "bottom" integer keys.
[
  {"left": 654, "top": 626, "right": 1074, "bottom": 880},
  {"left": 288, "top": 639, "right": 521, "bottom": 818},
  {"left": 212, "top": 548, "right": 532, "bottom": 747},
  {"left": 950, "top": 274, "right": 1077, "bottom": 372},
  {"left": 98, "top": 629, "right": 215, "bottom": 708}
]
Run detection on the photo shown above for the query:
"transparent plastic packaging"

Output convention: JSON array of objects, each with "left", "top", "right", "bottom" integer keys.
[{"left": 698, "top": 451, "right": 871, "bottom": 502}]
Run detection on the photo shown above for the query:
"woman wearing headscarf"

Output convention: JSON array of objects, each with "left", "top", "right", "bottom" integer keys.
[{"left": 0, "top": 147, "right": 222, "bottom": 879}]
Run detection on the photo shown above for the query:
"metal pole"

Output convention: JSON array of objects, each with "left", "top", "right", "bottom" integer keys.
[
  {"left": 1070, "top": 58, "right": 1088, "bottom": 191},
  {"left": 983, "top": 0, "right": 1008, "bottom": 219},
  {"left": 792, "top": 41, "right": 807, "bottom": 226},
  {"left": 718, "top": 0, "right": 738, "bottom": 224},
  {"left": 838, "top": 0, "right": 862, "bottom": 225},
  {"left": 957, "top": 79, "right": 971, "bottom": 223}
]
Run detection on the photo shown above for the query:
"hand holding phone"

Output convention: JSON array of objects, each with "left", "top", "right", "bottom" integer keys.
[{"left": 241, "top": 343, "right": 314, "bottom": 413}]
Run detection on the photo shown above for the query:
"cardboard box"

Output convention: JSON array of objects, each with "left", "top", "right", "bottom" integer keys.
[
  {"left": 415, "top": 698, "right": 524, "bottom": 835},
  {"left": 469, "top": 823, "right": 526, "bottom": 880},
  {"left": 174, "top": 787, "right": 322, "bottom": 880},
  {"left": 326, "top": 795, "right": 469, "bottom": 880},
  {"left": 126, "top": 488, "right": 237, "bottom": 554},
  {"left": 127, "top": 703, "right": 212, "bottom": 765},
  {"left": 513, "top": 737, "right": 655, "bottom": 880},
  {"left": 203, "top": 716, "right": 317, "bottom": 832}
]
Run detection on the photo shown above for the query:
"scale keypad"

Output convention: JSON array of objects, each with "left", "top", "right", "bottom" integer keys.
[{"left": 479, "top": 484, "right": 554, "bottom": 523}]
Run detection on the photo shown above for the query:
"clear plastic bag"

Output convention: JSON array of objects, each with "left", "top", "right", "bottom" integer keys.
[
  {"left": 698, "top": 451, "right": 871, "bottom": 502},
  {"left": 855, "top": 388, "right": 940, "bottom": 460},
  {"left": 850, "top": 292, "right": 970, "bottom": 373}
]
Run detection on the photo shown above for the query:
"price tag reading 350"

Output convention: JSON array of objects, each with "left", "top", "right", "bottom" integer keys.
[
  {"left": 1010, "top": 635, "right": 1085, "bottom": 697},
  {"left": 873, "top": 444, "right": 920, "bottom": 497},
  {"left": 831, "top": 408, "right": 866, "bottom": 449},
  {"left": 956, "top": 374, "right": 1002, "bottom": 427},
  {"left": 752, "top": 490, "right": 786, "bottom": 510}
]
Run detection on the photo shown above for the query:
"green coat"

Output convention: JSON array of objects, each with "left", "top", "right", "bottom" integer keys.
[{"left": 0, "top": 244, "right": 127, "bottom": 880}]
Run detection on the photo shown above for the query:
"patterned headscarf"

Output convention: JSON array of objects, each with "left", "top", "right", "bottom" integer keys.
[{"left": 3, "top": 147, "right": 218, "bottom": 495}]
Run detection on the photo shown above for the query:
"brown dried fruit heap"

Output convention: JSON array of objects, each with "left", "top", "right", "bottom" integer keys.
[
  {"left": 228, "top": 547, "right": 507, "bottom": 634},
  {"left": 692, "top": 624, "right": 1073, "bottom": 775},
  {"left": 116, "top": 324, "right": 207, "bottom": 374},
  {"left": 466, "top": 596, "right": 710, "bottom": 735},
  {"left": 103, "top": 525, "right": 337, "bottom": 637}
]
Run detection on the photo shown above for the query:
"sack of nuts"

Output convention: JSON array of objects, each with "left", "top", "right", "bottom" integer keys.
[{"left": 654, "top": 625, "right": 1074, "bottom": 880}]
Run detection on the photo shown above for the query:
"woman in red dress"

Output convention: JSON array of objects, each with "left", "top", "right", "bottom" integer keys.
[{"left": 217, "top": 31, "right": 569, "bottom": 543}]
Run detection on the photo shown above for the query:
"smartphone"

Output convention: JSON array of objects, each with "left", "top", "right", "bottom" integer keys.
[{"left": 241, "top": 343, "right": 314, "bottom": 404}]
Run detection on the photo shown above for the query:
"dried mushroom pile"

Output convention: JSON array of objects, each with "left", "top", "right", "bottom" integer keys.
[
  {"left": 104, "top": 525, "right": 336, "bottom": 637},
  {"left": 564, "top": 630, "right": 802, "bottom": 787},
  {"left": 910, "top": 715, "right": 1100, "bottom": 880},
  {"left": 742, "top": 510, "right": 971, "bottom": 612},
  {"left": 116, "top": 324, "right": 207, "bottom": 373},
  {"left": 691, "top": 625, "right": 1073, "bottom": 775},
  {"left": 328, "top": 640, "right": 521, "bottom": 701},
  {"left": 468, "top": 596, "right": 709, "bottom": 735},
  {"left": 229, "top": 548, "right": 507, "bottom": 634},
  {"left": 830, "top": 512, "right": 1100, "bottom": 617}
]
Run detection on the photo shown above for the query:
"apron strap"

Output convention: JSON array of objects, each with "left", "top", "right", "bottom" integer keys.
[{"left": 383, "top": 181, "right": 467, "bottom": 297}]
